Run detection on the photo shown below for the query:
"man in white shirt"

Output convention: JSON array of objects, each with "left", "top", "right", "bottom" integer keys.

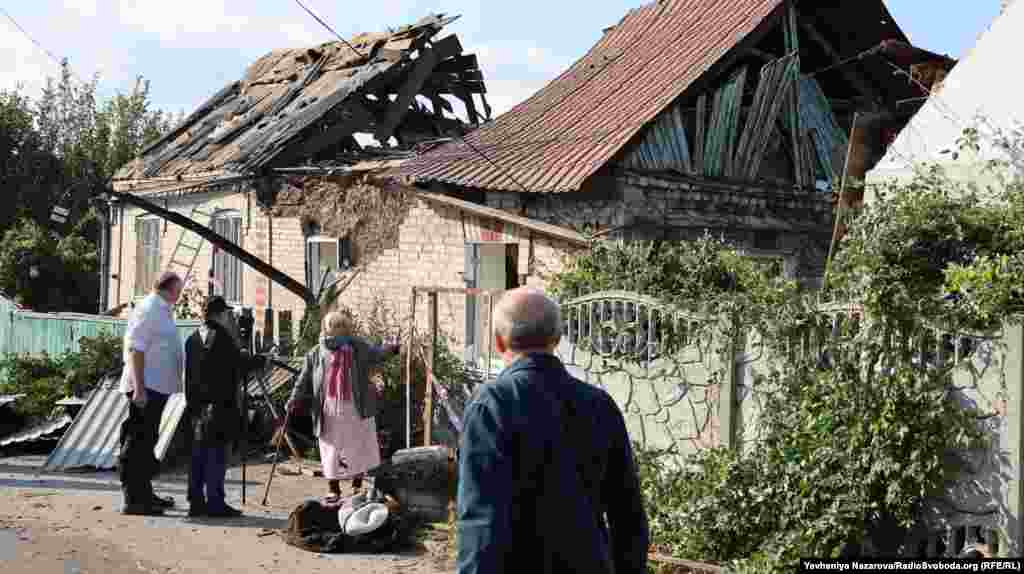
[{"left": 118, "top": 271, "right": 185, "bottom": 516}]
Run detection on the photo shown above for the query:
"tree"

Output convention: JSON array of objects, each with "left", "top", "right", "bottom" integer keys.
[
  {"left": 0, "top": 218, "right": 98, "bottom": 313},
  {"left": 0, "top": 60, "right": 178, "bottom": 312}
]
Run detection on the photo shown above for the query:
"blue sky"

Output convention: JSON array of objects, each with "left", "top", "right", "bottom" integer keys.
[{"left": 0, "top": 1, "right": 1007, "bottom": 120}]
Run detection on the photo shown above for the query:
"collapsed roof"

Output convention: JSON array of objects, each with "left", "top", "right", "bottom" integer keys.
[{"left": 115, "top": 14, "right": 488, "bottom": 183}]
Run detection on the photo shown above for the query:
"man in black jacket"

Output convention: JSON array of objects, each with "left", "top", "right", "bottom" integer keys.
[
  {"left": 456, "top": 287, "right": 650, "bottom": 574},
  {"left": 184, "top": 296, "right": 245, "bottom": 518}
]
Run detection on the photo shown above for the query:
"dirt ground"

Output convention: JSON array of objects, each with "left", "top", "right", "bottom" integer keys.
[{"left": 0, "top": 454, "right": 454, "bottom": 574}]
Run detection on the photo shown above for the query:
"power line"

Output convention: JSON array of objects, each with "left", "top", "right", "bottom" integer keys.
[
  {"left": 0, "top": 6, "right": 63, "bottom": 66},
  {"left": 292, "top": 0, "right": 365, "bottom": 59}
]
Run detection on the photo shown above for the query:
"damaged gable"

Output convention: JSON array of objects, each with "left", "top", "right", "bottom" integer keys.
[{"left": 115, "top": 14, "right": 488, "bottom": 183}]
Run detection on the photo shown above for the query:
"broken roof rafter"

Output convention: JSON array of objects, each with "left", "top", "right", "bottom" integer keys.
[{"left": 115, "top": 13, "right": 488, "bottom": 189}]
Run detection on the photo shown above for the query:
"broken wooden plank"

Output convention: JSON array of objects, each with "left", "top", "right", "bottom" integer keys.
[
  {"left": 703, "top": 67, "right": 745, "bottom": 177},
  {"left": 669, "top": 104, "right": 693, "bottom": 173},
  {"left": 648, "top": 553, "right": 725, "bottom": 573},
  {"left": 721, "top": 68, "right": 746, "bottom": 177},
  {"left": 267, "top": 102, "right": 374, "bottom": 167},
  {"left": 800, "top": 18, "right": 881, "bottom": 110},
  {"left": 374, "top": 34, "right": 462, "bottom": 142},
  {"left": 731, "top": 61, "right": 771, "bottom": 176},
  {"left": 456, "top": 87, "right": 479, "bottom": 125},
  {"left": 744, "top": 55, "right": 799, "bottom": 180},
  {"left": 786, "top": 79, "right": 804, "bottom": 186},
  {"left": 434, "top": 54, "right": 479, "bottom": 75},
  {"left": 241, "top": 60, "right": 395, "bottom": 169},
  {"left": 694, "top": 94, "right": 706, "bottom": 172},
  {"left": 137, "top": 81, "right": 241, "bottom": 159}
]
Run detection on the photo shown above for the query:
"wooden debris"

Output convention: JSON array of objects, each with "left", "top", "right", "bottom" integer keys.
[{"left": 115, "top": 13, "right": 487, "bottom": 184}]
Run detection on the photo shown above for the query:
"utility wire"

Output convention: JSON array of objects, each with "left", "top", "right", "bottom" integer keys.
[
  {"left": 293, "top": 0, "right": 365, "bottom": 59},
  {"left": 0, "top": 6, "right": 63, "bottom": 67}
]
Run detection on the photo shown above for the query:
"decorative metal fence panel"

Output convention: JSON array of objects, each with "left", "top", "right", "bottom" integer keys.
[{"left": 556, "top": 290, "right": 721, "bottom": 462}]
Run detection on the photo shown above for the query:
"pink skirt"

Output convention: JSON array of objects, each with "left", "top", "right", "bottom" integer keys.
[{"left": 318, "top": 399, "right": 380, "bottom": 480}]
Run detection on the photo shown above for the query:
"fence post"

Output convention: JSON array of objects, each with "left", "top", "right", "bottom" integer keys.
[
  {"left": 406, "top": 288, "right": 417, "bottom": 449},
  {"left": 719, "top": 317, "right": 740, "bottom": 449},
  {"left": 1004, "top": 322, "right": 1024, "bottom": 557},
  {"left": 424, "top": 292, "right": 438, "bottom": 447}
]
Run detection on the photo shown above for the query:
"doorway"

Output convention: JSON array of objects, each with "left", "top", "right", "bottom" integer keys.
[{"left": 463, "top": 243, "right": 519, "bottom": 367}]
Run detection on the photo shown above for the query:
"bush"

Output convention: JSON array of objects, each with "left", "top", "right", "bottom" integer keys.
[
  {"left": 0, "top": 331, "right": 122, "bottom": 422},
  {"left": 0, "top": 353, "right": 66, "bottom": 421},
  {"left": 549, "top": 129, "right": 1019, "bottom": 571},
  {"left": 62, "top": 330, "right": 122, "bottom": 397}
]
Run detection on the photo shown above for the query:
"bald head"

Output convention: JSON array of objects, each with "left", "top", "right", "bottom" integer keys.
[{"left": 493, "top": 287, "right": 562, "bottom": 354}]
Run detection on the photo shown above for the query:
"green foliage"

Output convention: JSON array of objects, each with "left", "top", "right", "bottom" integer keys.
[
  {"left": 0, "top": 62, "right": 178, "bottom": 313},
  {"left": 61, "top": 331, "right": 122, "bottom": 398},
  {"left": 552, "top": 127, "right": 1023, "bottom": 571},
  {"left": 0, "top": 331, "right": 122, "bottom": 421},
  {"left": 640, "top": 361, "right": 986, "bottom": 570},
  {"left": 0, "top": 218, "right": 99, "bottom": 313},
  {"left": 0, "top": 353, "right": 65, "bottom": 422},
  {"left": 175, "top": 276, "right": 208, "bottom": 321},
  {"left": 549, "top": 233, "right": 797, "bottom": 318},
  {"left": 827, "top": 162, "right": 1024, "bottom": 332}
]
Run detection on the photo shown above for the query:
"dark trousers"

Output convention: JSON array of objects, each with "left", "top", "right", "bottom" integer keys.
[
  {"left": 118, "top": 390, "right": 169, "bottom": 506},
  {"left": 189, "top": 445, "right": 228, "bottom": 511}
]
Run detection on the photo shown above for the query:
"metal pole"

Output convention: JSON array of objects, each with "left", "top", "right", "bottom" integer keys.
[{"left": 241, "top": 372, "right": 248, "bottom": 506}]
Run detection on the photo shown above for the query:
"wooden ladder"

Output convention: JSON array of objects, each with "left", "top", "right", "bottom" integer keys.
[{"left": 165, "top": 204, "right": 217, "bottom": 284}]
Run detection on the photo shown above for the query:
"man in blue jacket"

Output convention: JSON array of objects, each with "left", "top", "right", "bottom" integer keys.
[{"left": 457, "top": 287, "right": 649, "bottom": 574}]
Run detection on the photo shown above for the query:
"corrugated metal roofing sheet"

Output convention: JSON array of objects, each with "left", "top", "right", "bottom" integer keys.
[
  {"left": 0, "top": 414, "right": 73, "bottom": 448},
  {"left": 43, "top": 374, "right": 187, "bottom": 472},
  {"left": 0, "top": 394, "right": 25, "bottom": 407},
  {"left": 399, "top": 0, "right": 784, "bottom": 193}
]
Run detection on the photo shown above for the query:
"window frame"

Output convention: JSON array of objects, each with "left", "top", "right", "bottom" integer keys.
[
  {"left": 211, "top": 210, "right": 244, "bottom": 304},
  {"left": 305, "top": 234, "right": 353, "bottom": 290},
  {"left": 135, "top": 217, "right": 162, "bottom": 298}
]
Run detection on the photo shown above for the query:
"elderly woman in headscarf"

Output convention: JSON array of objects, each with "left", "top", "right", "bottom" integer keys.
[{"left": 286, "top": 310, "right": 400, "bottom": 501}]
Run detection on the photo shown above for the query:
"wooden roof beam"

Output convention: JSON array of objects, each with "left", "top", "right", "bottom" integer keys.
[
  {"left": 374, "top": 34, "right": 463, "bottom": 143},
  {"left": 799, "top": 18, "right": 883, "bottom": 111}
]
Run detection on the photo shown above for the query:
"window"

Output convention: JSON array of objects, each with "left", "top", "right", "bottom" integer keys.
[
  {"left": 306, "top": 235, "right": 352, "bottom": 291},
  {"left": 211, "top": 213, "right": 243, "bottom": 303},
  {"left": 135, "top": 218, "right": 161, "bottom": 297}
]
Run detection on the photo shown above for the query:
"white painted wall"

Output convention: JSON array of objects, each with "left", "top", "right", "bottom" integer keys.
[{"left": 866, "top": 1, "right": 1024, "bottom": 195}]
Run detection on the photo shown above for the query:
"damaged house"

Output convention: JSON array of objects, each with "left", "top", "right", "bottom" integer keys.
[
  {"left": 104, "top": 14, "right": 510, "bottom": 348},
  {"left": 397, "top": 0, "right": 953, "bottom": 282},
  {"left": 105, "top": 3, "right": 954, "bottom": 366}
]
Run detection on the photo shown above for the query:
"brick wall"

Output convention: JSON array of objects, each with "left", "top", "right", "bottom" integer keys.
[
  {"left": 483, "top": 174, "right": 834, "bottom": 282},
  {"left": 108, "top": 188, "right": 251, "bottom": 315},
  {"left": 109, "top": 183, "right": 583, "bottom": 354}
]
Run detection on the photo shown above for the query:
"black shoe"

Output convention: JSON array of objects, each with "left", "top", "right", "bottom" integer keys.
[
  {"left": 206, "top": 505, "right": 243, "bottom": 518},
  {"left": 187, "top": 505, "right": 207, "bottom": 518},
  {"left": 121, "top": 504, "right": 165, "bottom": 517},
  {"left": 152, "top": 495, "right": 175, "bottom": 508}
]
